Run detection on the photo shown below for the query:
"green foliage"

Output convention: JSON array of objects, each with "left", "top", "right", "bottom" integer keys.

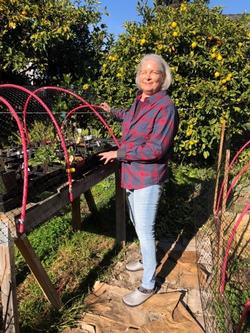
[
  {"left": 28, "top": 120, "right": 55, "bottom": 145},
  {"left": 29, "top": 144, "right": 62, "bottom": 170},
  {"left": 173, "top": 163, "right": 214, "bottom": 185},
  {"left": 7, "top": 132, "right": 22, "bottom": 146},
  {"left": 93, "top": 1, "right": 250, "bottom": 163},
  {"left": 0, "top": 0, "right": 111, "bottom": 84},
  {"left": 225, "top": 283, "right": 249, "bottom": 331},
  {"left": 230, "top": 147, "right": 250, "bottom": 176},
  {"left": 29, "top": 215, "right": 72, "bottom": 260},
  {"left": 215, "top": 258, "right": 250, "bottom": 333},
  {"left": 27, "top": 121, "right": 63, "bottom": 170},
  {"left": 15, "top": 214, "right": 73, "bottom": 272}
]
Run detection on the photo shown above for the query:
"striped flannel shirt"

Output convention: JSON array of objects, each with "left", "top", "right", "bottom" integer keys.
[{"left": 111, "top": 90, "right": 179, "bottom": 190}]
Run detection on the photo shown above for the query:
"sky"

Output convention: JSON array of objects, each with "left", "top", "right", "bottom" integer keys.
[{"left": 98, "top": 0, "right": 250, "bottom": 37}]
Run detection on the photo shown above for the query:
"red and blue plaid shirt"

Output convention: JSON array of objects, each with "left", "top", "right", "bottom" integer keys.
[{"left": 112, "top": 90, "right": 179, "bottom": 189}]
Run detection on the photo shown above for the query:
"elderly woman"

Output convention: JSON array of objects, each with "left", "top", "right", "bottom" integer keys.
[{"left": 99, "top": 53, "right": 179, "bottom": 307}]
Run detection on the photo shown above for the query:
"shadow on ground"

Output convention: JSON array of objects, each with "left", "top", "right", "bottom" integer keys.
[{"left": 155, "top": 174, "right": 215, "bottom": 287}]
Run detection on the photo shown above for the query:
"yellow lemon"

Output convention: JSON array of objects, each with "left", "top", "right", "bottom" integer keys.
[
  {"left": 171, "top": 22, "right": 177, "bottom": 28},
  {"left": 9, "top": 22, "right": 16, "bottom": 29},
  {"left": 247, "top": 32, "right": 250, "bottom": 38},
  {"left": 238, "top": 42, "right": 243, "bottom": 47},
  {"left": 82, "top": 84, "right": 89, "bottom": 90},
  {"left": 172, "top": 31, "right": 179, "bottom": 37},
  {"left": 157, "top": 44, "right": 164, "bottom": 50},
  {"left": 217, "top": 54, "right": 223, "bottom": 61},
  {"left": 140, "top": 38, "right": 146, "bottom": 45},
  {"left": 191, "top": 42, "right": 197, "bottom": 49},
  {"left": 214, "top": 71, "right": 220, "bottom": 78},
  {"left": 221, "top": 79, "right": 227, "bottom": 84},
  {"left": 211, "top": 53, "right": 216, "bottom": 59},
  {"left": 180, "top": 3, "right": 187, "bottom": 12}
]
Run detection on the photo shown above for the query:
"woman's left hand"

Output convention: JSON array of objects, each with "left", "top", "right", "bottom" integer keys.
[{"left": 98, "top": 150, "right": 118, "bottom": 164}]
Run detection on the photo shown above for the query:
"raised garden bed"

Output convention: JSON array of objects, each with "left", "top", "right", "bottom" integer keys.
[{"left": 0, "top": 138, "right": 117, "bottom": 212}]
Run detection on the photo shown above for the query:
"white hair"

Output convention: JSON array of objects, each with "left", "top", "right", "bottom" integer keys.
[{"left": 135, "top": 54, "right": 172, "bottom": 90}]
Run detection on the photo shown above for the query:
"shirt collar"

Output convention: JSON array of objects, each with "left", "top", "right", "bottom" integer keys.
[{"left": 136, "top": 90, "right": 167, "bottom": 104}]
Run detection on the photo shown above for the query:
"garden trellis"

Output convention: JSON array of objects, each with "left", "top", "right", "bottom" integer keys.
[
  {"left": 0, "top": 84, "right": 125, "bottom": 333},
  {"left": 196, "top": 122, "right": 250, "bottom": 333}
]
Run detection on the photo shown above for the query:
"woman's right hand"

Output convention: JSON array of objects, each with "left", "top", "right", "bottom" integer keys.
[{"left": 99, "top": 102, "right": 111, "bottom": 113}]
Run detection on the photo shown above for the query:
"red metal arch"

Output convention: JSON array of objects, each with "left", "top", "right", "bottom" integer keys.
[
  {"left": 0, "top": 84, "right": 73, "bottom": 203},
  {"left": 0, "top": 96, "right": 28, "bottom": 233},
  {"left": 215, "top": 139, "right": 250, "bottom": 216},
  {"left": 23, "top": 86, "right": 120, "bottom": 147},
  {"left": 236, "top": 299, "right": 250, "bottom": 333}
]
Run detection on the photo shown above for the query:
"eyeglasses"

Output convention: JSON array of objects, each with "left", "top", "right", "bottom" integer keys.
[{"left": 139, "top": 70, "right": 163, "bottom": 76}]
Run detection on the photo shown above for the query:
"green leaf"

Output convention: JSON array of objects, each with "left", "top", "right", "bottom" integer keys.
[{"left": 203, "top": 151, "right": 210, "bottom": 159}]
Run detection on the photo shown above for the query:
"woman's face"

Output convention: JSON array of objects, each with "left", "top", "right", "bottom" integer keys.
[{"left": 138, "top": 60, "right": 165, "bottom": 97}]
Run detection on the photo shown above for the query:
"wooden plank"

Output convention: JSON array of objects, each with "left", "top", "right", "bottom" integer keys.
[
  {"left": 84, "top": 189, "right": 98, "bottom": 215},
  {"left": 0, "top": 218, "right": 19, "bottom": 333},
  {"left": 217, "top": 149, "right": 230, "bottom": 287},
  {"left": 213, "top": 120, "right": 226, "bottom": 216},
  {"left": 22, "top": 163, "right": 116, "bottom": 232},
  {"left": 115, "top": 166, "right": 126, "bottom": 246},
  {"left": 15, "top": 235, "right": 62, "bottom": 309},
  {"left": 71, "top": 196, "right": 81, "bottom": 231}
]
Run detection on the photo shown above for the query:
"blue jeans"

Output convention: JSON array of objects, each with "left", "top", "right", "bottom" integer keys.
[{"left": 126, "top": 184, "right": 163, "bottom": 289}]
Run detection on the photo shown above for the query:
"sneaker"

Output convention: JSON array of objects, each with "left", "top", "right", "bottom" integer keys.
[
  {"left": 125, "top": 259, "right": 143, "bottom": 272},
  {"left": 122, "top": 286, "right": 156, "bottom": 307}
]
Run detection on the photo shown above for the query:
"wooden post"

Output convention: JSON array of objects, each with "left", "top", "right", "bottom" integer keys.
[
  {"left": 71, "top": 196, "right": 81, "bottom": 231},
  {"left": 115, "top": 165, "right": 126, "bottom": 247},
  {"left": 84, "top": 189, "right": 98, "bottom": 215},
  {"left": 221, "top": 150, "right": 230, "bottom": 215},
  {"left": 217, "top": 149, "right": 230, "bottom": 288},
  {"left": 213, "top": 120, "right": 226, "bottom": 216},
  {"left": 15, "top": 235, "right": 62, "bottom": 309},
  {"left": 0, "top": 217, "right": 19, "bottom": 333}
]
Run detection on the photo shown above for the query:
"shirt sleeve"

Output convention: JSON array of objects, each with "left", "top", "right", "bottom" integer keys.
[
  {"left": 117, "top": 104, "right": 178, "bottom": 162},
  {"left": 110, "top": 108, "right": 127, "bottom": 121}
]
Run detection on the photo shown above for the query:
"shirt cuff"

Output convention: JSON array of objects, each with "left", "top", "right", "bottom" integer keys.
[{"left": 117, "top": 147, "right": 126, "bottom": 161}]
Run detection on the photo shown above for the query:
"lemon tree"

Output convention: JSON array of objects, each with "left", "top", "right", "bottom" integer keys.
[
  {"left": 93, "top": 1, "right": 250, "bottom": 163},
  {"left": 0, "top": 0, "right": 109, "bottom": 84}
]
